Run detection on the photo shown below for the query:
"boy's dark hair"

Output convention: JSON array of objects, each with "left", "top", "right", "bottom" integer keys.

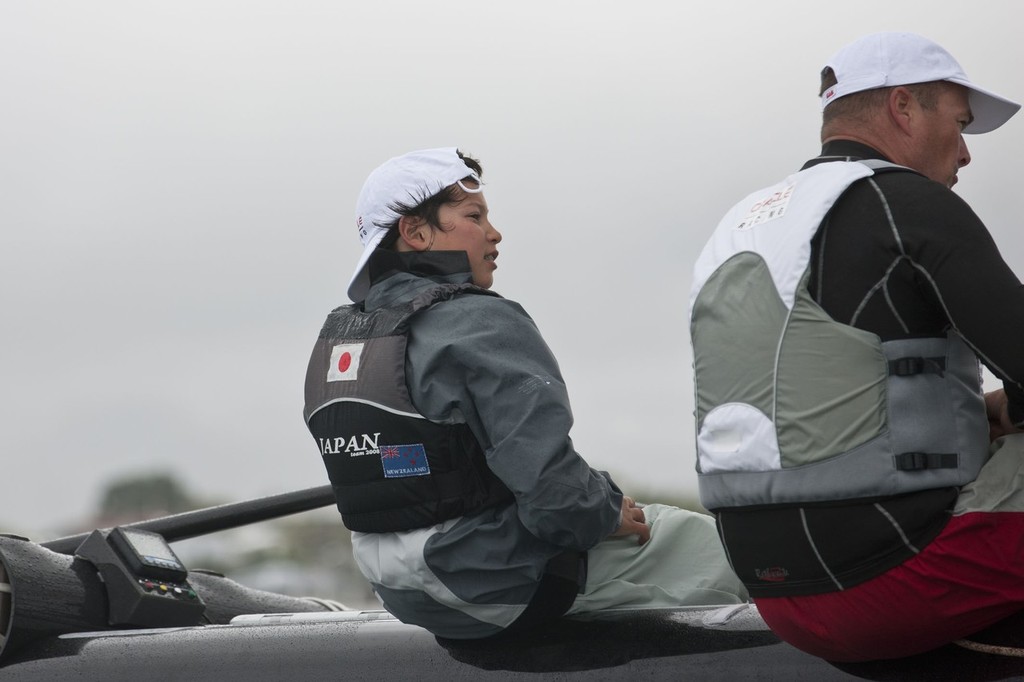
[{"left": 379, "top": 151, "right": 483, "bottom": 249}]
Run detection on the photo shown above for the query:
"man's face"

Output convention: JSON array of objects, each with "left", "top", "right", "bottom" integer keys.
[{"left": 911, "top": 83, "right": 973, "bottom": 188}]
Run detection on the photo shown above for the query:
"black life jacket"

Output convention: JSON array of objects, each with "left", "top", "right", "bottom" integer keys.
[{"left": 303, "top": 282, "right": 513, "bottom": 532}]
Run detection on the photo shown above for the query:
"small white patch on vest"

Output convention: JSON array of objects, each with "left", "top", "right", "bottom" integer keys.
[
  {"left": 698, "top": 403, "right": 782, "bottom": 473},
  {"left": 736, "top": 185, "right": 795, "bottom": 230},
  {"left": 706, "top": 428, "right": 742, "bottom": 453},
  {"left": 328, "top": 343, "right": 363, "bottom": 382}
]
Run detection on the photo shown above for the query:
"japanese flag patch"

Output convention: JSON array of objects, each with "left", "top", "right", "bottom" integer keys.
[{"left": 328, "top": 343, "right": 363, "bottom": 382}]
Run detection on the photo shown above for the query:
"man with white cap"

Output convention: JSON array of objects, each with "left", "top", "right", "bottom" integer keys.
[
  {"left": 689, "top": 32, "right": 1024, "bottom": 660},
  {"left": 304, "top": 148, "right": 748, "bottom": 639}
]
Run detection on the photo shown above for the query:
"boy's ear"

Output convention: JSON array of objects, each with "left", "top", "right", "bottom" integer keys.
[{"left": 397, "top": 216, "right": 430, "bottom": 252}]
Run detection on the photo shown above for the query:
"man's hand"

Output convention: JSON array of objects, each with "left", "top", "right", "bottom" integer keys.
[
  {"left": 609, "top": 496, "right": 650, "bottom": 545},
  {"left": 985, "top": 389, "right": 1024, "bottom": 441}
]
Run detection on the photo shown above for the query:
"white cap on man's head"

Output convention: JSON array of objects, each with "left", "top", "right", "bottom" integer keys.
[
  {"left": 347, "top": 147, "right": 481, "bottom": 302},
  {"left": 820, "top": 32, "right": 1020, "bottom": 134}
]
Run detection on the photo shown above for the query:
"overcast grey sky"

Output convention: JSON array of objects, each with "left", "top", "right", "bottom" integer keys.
[{"left": 2, "top": 1, "right": 1022, "bottom": 536}]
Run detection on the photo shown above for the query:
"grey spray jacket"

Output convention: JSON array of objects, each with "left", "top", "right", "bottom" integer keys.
[{"left": 317, "top": 250, "right": 622, "bottom": 639}]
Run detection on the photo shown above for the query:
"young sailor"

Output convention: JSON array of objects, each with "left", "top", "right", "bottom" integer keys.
[{"left": 305, "top": 147, "right": 747, "bottom": 638}]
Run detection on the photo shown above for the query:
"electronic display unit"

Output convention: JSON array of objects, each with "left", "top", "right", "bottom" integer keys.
[
  {"left": 108, "top": 527, "right": 188, "bottom": 583},
  {"left": 74, "top": 526, "right": 205, "bottom": 627}
]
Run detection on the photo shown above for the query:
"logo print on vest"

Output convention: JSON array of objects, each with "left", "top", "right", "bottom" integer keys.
[
  {"left": 328, "top": 343, "right": 363, "bottom": 382},
  {"left": 736, "top": 185, "right": 795, "bottom": 230},
  {"left": 754, "top": 566, "right": 789, "bottom": 583},
  {"left": 380, "top": 444, "right": 430, "bottom": 478}
]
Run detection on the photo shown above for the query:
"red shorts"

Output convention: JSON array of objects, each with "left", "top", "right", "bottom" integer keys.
[{"left": 754, "top": 511, "right": 1024, "bottom": 661}]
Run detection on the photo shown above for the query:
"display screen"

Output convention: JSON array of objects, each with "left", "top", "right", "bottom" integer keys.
[
  {"left": 120, "top": 528, "right": 182, "bottom": 565},
  {"left": 109, "top": 527, "right": 187, "bottom": 581}
]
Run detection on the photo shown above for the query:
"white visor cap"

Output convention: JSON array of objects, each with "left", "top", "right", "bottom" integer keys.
[
  {"left": 821, "top": 32, "right": 1020, "bottom": 134},
  {"left": 347, "top": 148, "right": 481, "bottom": 302}
]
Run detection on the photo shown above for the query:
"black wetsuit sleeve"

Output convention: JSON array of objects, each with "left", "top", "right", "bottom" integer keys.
[
  {"left": 814, "top": 171, "right": 1024, "bottom": 413},
  {"left": 895, "top": 181, "right": 1024, "bottom": 401}
]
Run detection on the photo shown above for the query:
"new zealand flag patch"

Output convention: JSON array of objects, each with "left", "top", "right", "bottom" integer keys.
[{"left": 380, "top": 444, "right": 430, "bottom": 478}]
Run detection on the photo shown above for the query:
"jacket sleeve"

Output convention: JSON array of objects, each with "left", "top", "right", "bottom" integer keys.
[
  {"left": 404, "top": 293, "right": 622, "bottom": 550},
  {"left": 892, "top": 183, "right": 1024, "bottom": 416},
  {"left": 824, "top": 173, "right": 1024, "bottom": 419}
]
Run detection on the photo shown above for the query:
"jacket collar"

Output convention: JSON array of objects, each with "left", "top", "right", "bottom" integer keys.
[
  {"left": 802, "top": 140, "right": 891, "bottom": 170},
  {"left": 363, "top": 250, "right": 474, "bottom": 310}
]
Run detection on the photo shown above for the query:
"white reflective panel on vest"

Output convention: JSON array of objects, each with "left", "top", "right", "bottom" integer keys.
[
  {"left": 689, "top": 162, "right": 874, "bottom": 316},
  {"left": 698, "top": 402, "right": 781, "bottom": 472}
]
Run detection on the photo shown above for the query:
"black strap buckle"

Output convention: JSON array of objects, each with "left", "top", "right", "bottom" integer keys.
[
  {"left": 889, "top": 356, "right": 946, "bottom": 377},
  {"left": 894, "top": 452, "right": 959, "bottom": 471}
]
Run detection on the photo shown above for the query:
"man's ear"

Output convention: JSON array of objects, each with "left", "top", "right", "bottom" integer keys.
[
  {"left": 888, "top": 86, "right": 916, "bottom": 135},
  {"left": 397, "top": 216, "right": 430, "bottom": 252}
]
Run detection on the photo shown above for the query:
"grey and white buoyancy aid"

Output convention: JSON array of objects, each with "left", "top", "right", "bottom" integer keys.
[
  {"left": 689, "top": 160, "right": 989, "bottom": 512},
  {"left": 303, "top": 282, "right": 513, "bottom": 532}
]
